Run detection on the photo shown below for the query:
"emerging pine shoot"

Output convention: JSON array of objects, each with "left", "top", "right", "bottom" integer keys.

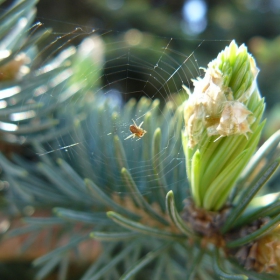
[
  {"left": 183, "top": 41, "right": 265, "bottom": 211},
  {"left": 182, "top": 40, "right": 280, "bottom": 277}
]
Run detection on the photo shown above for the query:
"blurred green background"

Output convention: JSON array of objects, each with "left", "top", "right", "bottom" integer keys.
[{"left": 34, "top": 0, "right": 280, "bottom": 136}]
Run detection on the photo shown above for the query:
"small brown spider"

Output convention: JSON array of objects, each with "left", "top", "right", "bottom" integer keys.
[{"left": 124, "top": 119, "right": 147, "bottom": 140}]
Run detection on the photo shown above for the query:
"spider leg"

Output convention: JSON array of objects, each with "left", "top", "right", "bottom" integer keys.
[
  {"left": 124, "top": 134, "right": 135, "bottom": 140},
  {"left": 132, "top": 119, "right": 137, "bottom": 126},
  {"left": 138, "top": 121, "right": 144, "bottom": 128}
]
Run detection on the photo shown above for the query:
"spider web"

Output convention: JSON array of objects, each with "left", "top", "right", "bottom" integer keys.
[{"left": 11, "top": 15, "right": 232, "bottom": 198}]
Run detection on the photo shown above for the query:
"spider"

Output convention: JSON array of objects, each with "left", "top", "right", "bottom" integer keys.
[{"left": 124, "top": 119, "right": 147, "bottom": 140}]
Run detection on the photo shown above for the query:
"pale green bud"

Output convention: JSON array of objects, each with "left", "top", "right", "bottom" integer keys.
[{"left": 183, "top": 41, "right": 265, "bottom": 211}]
